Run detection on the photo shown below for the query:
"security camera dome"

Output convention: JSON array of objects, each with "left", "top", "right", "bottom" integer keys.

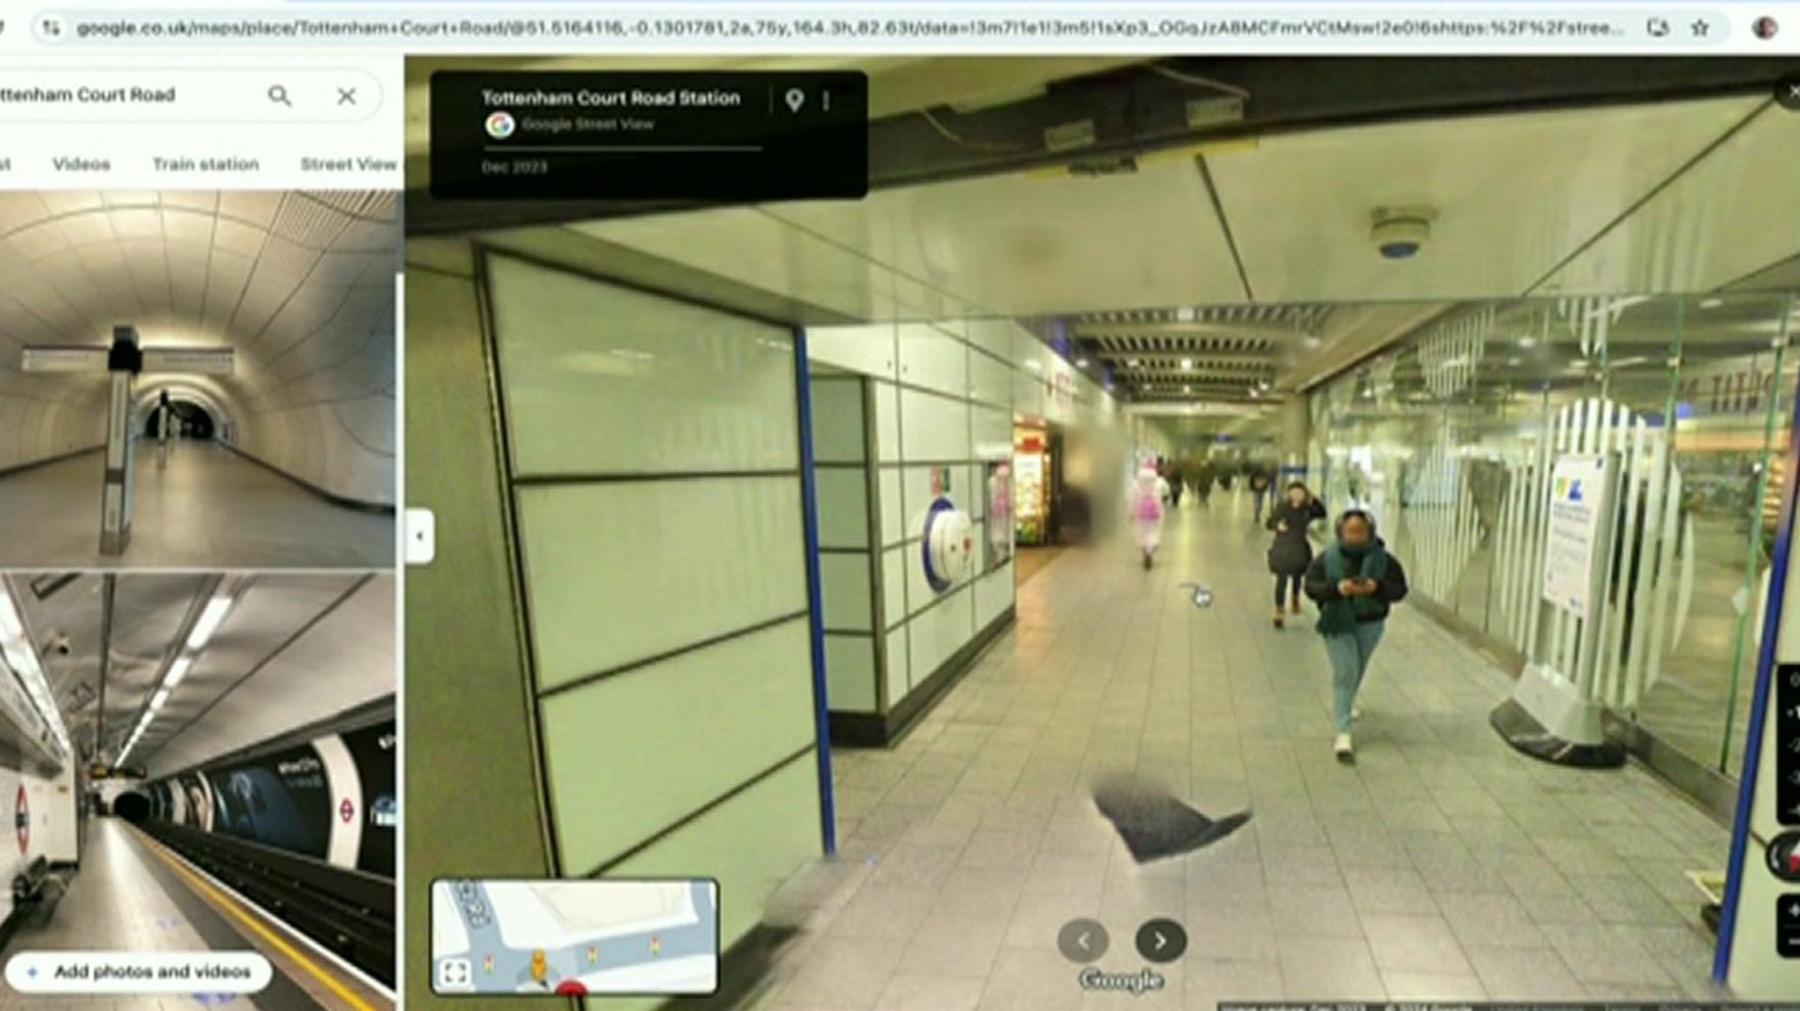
[{"left": 1370, "top": 206, "right": 1437, "bottom": 260}]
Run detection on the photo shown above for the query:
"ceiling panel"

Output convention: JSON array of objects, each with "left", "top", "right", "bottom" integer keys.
[
  {"left": 762, "top": 155, "right": 1244, "bottom": 315},
  {"left": 1537, "top": 102, "right": 1800, "bottom": 295},
  {"left": 1206, "top": 95, "right": 1770, "bottom": 303},
  {"left": 568, "top": 206, "right": 906, "bottom": 321}
]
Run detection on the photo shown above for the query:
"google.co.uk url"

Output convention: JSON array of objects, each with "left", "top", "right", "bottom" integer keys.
[{"left": 48, "top": 15, "right": 1638, "bottom": 45}]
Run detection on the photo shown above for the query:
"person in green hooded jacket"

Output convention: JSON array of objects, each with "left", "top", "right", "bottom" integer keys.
[{"left": 1303, "top": 509, "right": 1408, "bottom": 762}]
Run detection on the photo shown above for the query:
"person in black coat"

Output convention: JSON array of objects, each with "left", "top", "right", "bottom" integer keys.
[{"left": 1266, "top": 481, "right": 1327, "bottom": 628}]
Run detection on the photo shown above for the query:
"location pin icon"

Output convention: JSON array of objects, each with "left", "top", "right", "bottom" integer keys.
[{"left": 784, "top": 88, "right": 806, "bottom": 113}]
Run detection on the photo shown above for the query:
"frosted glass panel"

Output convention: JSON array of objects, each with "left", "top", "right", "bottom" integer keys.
[
  {"left": 825, "top": 635, "right": 877, "bottom": 712},
  {"left": 541, "top": 618, "right": 814, "bottom": 873},
  {"left": 814, "top": 469, "right": 869, "bottom": 549},
  {"left": 607, "top": 754, "right": 820, "bottom": 950},
  {"left": 487, "top": 254, "right": 798, "bottom": 476},
  {"left": 821, "top": 553, "right": 872, "bottom": 631},
  {"left": 809, "top": 378, "right": 865, "bottom": 463},
  {"left": 517, "top": 477, "right": 807, "bottom": 687}
]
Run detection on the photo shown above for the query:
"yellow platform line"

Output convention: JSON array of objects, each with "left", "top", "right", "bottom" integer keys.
[{"left": 135, "top": 829, "right": 380, "bottom": 1011}]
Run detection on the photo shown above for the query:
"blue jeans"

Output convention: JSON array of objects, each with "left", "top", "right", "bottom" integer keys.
[{"left": 1323, "top": 621, "right": 1385, "bottom": 732}]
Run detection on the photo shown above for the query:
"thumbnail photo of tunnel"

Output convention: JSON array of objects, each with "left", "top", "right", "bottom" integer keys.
[{"left": 0, "top": 190, "right": 398, "bottom": 570}]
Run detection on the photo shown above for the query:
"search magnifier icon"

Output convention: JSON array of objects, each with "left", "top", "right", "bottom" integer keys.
[{"left": 267, "top": 84, "right": 292, "bottom": 108}]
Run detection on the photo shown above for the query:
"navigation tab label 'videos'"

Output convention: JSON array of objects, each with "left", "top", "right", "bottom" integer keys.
[{"left": 430, "top": 71, "right": 868, "bottom": 202}]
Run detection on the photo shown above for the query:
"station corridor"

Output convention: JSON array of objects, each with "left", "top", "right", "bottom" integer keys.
[
  {"left": 750, "top": 492, "right": 1730, "bottom": 1009},
  {"left": 0, "top": 818, "right": 390, "bottom": 1011},
  {"left": 0, "top": 445, "right": 393, "bottom": 570}
]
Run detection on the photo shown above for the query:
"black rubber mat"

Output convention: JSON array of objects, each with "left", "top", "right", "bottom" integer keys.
[{"left": 1092, "top": 778, "right": 1251, "bottom": 863}]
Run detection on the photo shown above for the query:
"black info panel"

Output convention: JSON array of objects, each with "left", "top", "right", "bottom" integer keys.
[{"left": 430, "top": 70, "right": 868, "bottom": 201}]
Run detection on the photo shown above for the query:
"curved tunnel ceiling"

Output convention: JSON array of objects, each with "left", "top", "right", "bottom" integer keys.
[
  {"left": 0, "top": 191, "right": 398, "bottom": 505},
  {"left": 13, "top": 571, "right": 394, "bottom": 774}
]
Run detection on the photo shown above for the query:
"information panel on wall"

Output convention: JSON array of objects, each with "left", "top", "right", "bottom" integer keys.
[{"left": 1541, "top": 453, "right": 1618, "bottom": 622}]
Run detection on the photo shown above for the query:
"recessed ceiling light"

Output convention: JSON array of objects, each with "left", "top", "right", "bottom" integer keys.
[
  {"left": 1180, "top": 358, "right": 1194, "bottom": 370},
  {"left": 1127, "top": 358, "right": 1141, "bottom": 368},
  {"left": 1176, "top": 306, "right": 1196, "bottom": 323},
  {"left": 1700, "top": 298, "right": 1723, "bottom": 309},
  {"left": 187, "top": 596, "right": 233, "bottom": 651},
  {"left": 1517, "top": 336, "right": 1537, "bottom": 349}
]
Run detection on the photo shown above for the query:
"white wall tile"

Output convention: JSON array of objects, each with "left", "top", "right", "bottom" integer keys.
[
  {"left": 884, "top": 627, "right": 910, "bottom": 706},
  {"left": 896, "top": 322, "right": 968, "bottom": 398},
  {"left": 488, "top": 254, "right": 798, "bottom": 477},
  {"left": 824, "top": 634, "right": 877, "bottom": 712},
  {"left": 908, "top": 588, "right": 974, "bottom": 690},
  {"left": 872, "top": 380, "right": 902, "bottom": 465},
  {"left": 972, "top": 405, "right": 1012, "bottom": 462},
  {"left": 516, "top": 477, "right": 807, "bottom": 688},
  {"left": 539, "top": 617, "right": 814, "bottom": 872},
  {"left": 967, "top": 318, "right": 1014, "bottom": 362},
  {"left": 877, "top": 467, "right": 904, "bottom": 547},
  {"left": 976, "top": 562, "right": 1016, "bottom": 629},
  {"left": 806, "top": 322, "right": 896, "bottom": 379},
  {"left": 899, "top": 387, "right": 971, "bottom": 462},
  {"left": 967, "top": 348, "right": 1012, "bottom": 408},
  {"left": 881, "top": 544, "right": 910, "bottom": 629},
  {"left": 607, "top": 753, "right": 820, "bottom": 950},
  {"left": 820, "top": 552, "right": 873, "bottom": 631},
  {"left": 1012, "top": 369, "right": 1045, "bottom": 419}
]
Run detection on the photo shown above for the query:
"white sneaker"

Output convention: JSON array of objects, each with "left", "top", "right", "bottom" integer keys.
[{"left": 1334, "top": 733, "right": 1354, "bottom": 762}]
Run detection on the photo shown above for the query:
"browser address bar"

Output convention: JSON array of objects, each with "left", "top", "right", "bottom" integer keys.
[
  {"left": 0, "top": 67, "right": 381, "bottom": 122},
  {"left": 24, "top": 6, "right": 1753, "bottom": 52}
]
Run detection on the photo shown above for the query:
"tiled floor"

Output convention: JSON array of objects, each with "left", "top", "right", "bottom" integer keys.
[
  {"left": 0, "top": 443, "right": 392, "bottom": 569},
  {"left": 752, "top": 494, "right": 1733, "bottom": 1010},
  {"left": 2, "top": 818, "right": 384, "bottom": 1011}
]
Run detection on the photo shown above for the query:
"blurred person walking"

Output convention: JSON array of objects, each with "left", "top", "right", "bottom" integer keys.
[
  {"left": 1248, "top": 466, "right": 1273, "bottom": 523},
  {"left": 1265, "top": 481, "right": 1326, "bottom": 628},
  {"left": 1130, "top": 461, "right": 1170, "bottom": 570}
]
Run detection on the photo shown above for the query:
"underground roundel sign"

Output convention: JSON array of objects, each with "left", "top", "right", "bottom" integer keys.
[
  {"left": 922, "top": 498, "right": 975, "bottom": 593},
  {"left": 15, "top": 785, "right": 28, "bottom": 854}
]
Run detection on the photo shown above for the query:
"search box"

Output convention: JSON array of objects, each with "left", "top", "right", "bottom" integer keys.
[{"left": 0, "top": 68, "right": 381, "bottom": 123}]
